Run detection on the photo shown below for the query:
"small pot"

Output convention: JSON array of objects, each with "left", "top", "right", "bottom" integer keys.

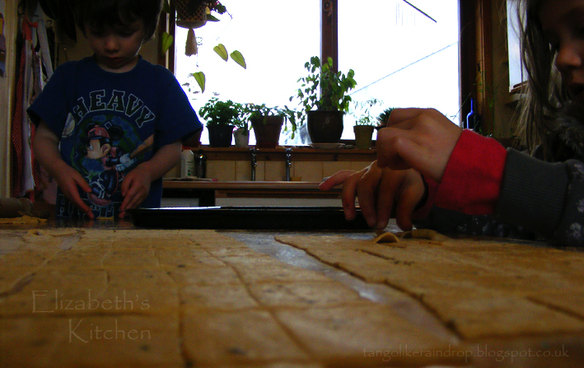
[
  {"left": 251, "top": 116, "right": 284, "bottom": 149},
  {"left": 307, "top": 110, "right": 344, "bottom": 143},
  {"left": 353, "top": 125, "right": 374, "bottom": 150},
  {"left": 207, "top": 124, "right": 234, "bottom": 147},
  {"left": 233, "top": 128, "right": 250, "bottom": 148}
]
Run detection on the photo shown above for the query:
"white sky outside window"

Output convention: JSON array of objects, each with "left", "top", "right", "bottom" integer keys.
[
  {"left": 339, "top": 0, "right": 460, "bottom": 140},
  {"left": 506, "top": 0, "right": 524, "bottom": 88},
  {"left": 174, "top": 0, "right": 460, "bottom": 145}
]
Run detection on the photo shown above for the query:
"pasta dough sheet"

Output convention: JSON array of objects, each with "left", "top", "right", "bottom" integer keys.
[
  {"left": 275, "top": 233, "right": 584, "bottom": 339},
  {"left": 0, "top": 228, "right": 462, "bottom": 367}
]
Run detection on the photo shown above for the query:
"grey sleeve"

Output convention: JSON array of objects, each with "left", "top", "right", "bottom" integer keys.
[{"left": 496, "top": 149, "right": 584, "bottom": 246}]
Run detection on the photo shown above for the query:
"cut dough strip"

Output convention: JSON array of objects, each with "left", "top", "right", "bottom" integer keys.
[{"left": 373, "top": 232, "right": 400, "bottom": 244}]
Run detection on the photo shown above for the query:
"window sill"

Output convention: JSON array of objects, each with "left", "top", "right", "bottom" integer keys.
[{"left": 187, "top": 145, "right": 377, "bottom": 162}]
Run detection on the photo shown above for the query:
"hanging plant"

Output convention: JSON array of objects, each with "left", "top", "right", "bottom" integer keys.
[
  {"left": 175, "top": 0, "right": 213, "bottom": 55},
  {"left": 162, "top": 0, "right": 247, "bottom": 92}
]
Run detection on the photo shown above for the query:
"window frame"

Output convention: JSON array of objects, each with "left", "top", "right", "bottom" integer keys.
[{"left": 159, "top": 0, "right": 488, "bottom": 131}]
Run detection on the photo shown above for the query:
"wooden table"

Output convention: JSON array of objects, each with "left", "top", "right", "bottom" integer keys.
[{"left": 0, "top": 222, "right": 583, "bottom": 367}]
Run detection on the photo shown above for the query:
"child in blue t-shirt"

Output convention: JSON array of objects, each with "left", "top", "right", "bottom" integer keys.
[{"left": 28, "top": 0, "right": 202, "bottom": 220}]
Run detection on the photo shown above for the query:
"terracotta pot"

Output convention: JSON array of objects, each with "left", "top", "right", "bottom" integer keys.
[
  {"left": 207, "top": 125, "right": 234, "bottom": 147},
  {"left": 251, "top": 116, "right": 284, "bottom": 149},
  {"left": 307, "top": 110, "right": 344, "bottom": 143},
  {"left": 353, "top": 125, "right": 374, "bottom": 150}
]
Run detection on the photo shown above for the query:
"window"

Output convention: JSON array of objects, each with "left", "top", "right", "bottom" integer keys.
[
  {"left": 338, "top": 0, "right": 460, "bottom": 138},
  {"left": 506, "top": 0, "right": 525, "bottom": 90},
  {"left": 174, "top": 0, "right": 320, "bottom": 145},
  {"left": 175, "top": 0, "right": 460, "bottom": 144}
]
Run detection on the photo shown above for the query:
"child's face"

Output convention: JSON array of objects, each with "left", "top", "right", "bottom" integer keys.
[
  {"left": 85, "top": 21, "right": 146, "bottom": 73},
  {"left": 540, "top": 0, "right": 584, "bottom": 102}
]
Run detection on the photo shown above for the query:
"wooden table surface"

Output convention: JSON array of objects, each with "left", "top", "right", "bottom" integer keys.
[{"left": 0, "top": 222, "right": 583, "bottom": 367}]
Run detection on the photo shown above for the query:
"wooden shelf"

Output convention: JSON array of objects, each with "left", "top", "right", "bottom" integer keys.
[
  {"left": 163, "top": 180, "right": 341, "bottom": 206},
  {"left": 164, "top": 180, "right": 331, "bottom": 190},
  {"left": 185, "top": 146, "right": 376, "bottom": 162}
]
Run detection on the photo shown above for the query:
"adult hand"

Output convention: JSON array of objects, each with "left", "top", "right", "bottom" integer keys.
[
  {"left": 377, "top": 108, "right": 462, "bottom": 182},
  {"left": 52, "top": 163, "right": 94, "bottom": 219},
  {"left": 119, "top": 163, "right": 152, "bottom": 218},
  {"left": 319, "top": 161, "right": 426, "bottom": 231}
]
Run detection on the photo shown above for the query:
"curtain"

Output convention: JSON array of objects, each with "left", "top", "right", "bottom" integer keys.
[{"left": 10, "top": 4, "right": 52, "bottom": 199}]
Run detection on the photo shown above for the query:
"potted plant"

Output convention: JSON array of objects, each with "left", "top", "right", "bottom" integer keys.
[
  {"left": 291, "top": 56, "right": 357, "bottom": 144},
  {"left": 232, "top": 109, "right": 250, "bottom": 148},
  {"left": 198, "top": 97, "right": 240, "bottom": 147},
  {"left": 247, "top": 104, "right": 283, "bottom": 149},
  {"left": 377, "top": 107, "right": 395, "bottom": 126},
  {"left": 246, "top": 104, "right": 298, "bottom": 149},
  {"left": 352, "top": 99, "right": 381, "bottom": 150}
]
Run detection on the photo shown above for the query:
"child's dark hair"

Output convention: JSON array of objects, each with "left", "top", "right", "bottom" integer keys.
[{"left": 75, "top": 0, "right": 163, "bottom": 40}]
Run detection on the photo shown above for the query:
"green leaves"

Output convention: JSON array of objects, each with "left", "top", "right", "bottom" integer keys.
[
  {"left": 158, "top": 1, "right": 246, "bottom": 95},
  {"left": 183, "top": 45, "right": 247, "bottom": 94},
  {"left": 213, "top": 44, "right": 247, "bottom": 69},
  {"left": 293, "top": 56, "right": 357, "bottom": 113},
  {"left": 230, "top": 50, "right": 247, "bottom": 69},
  {"left": 213, "top": 44, "right": 229, "bottom": 61},
  {"left": 192, "top": 72, "right": 206, "bottom": 93},
  {"left": 199, "top": 97, "right": 243, "bottom": 127},
  {"left": 161, "top": 32, "right": 174, "bottom": 55}
]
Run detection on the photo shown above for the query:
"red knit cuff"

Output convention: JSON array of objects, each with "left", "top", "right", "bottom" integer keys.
[{"left": 434, "top": 130, "right": 507, "bottom": 214}]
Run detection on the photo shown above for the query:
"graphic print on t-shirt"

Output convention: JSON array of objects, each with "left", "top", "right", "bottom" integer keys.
[
  {"left": 58, "top": 99, "right": 156, "bottom": 218},
  {"left": 55, "top": 87, "right": 159, "bottom": 219}
]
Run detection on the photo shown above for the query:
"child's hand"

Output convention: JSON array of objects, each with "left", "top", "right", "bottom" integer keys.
[
  {"left": 52, "top": 164, "right": 94, "bottom": 219},
  {"left": 32, "top": 121, "right": 94, "bottom": 219},
  {"left": 319, "top": 161, "right": 425, "bottom": 231},
  {"left": 119, "top": 164, "right": 152, "bottom": 218},
  {"left": 376, "top": 108, "right": 462, "bottom": 182}
]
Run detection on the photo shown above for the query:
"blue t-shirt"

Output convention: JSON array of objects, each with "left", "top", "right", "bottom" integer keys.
[{"left": 28, "top": 57, "right": 202, "bottom": 219}]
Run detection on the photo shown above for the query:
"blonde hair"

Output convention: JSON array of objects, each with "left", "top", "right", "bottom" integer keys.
[{"left": 515, "top": 0, "right": 569, "bottom": 153}]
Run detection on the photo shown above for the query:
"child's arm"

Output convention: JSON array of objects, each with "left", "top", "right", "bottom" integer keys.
[
  {"left": 377, "top": 108, "right": 507, "bottom": 215},
  {"left": 118, "top": 141, "right": 182, "bottom": 218},
  {"left": 32, "top": 122, "right": 94, "bottom": 219}
]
